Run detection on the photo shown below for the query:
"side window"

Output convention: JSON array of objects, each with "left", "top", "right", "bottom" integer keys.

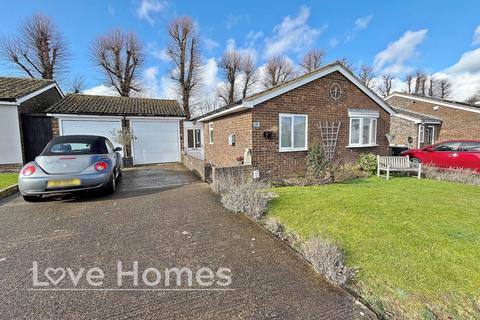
[
  {"left": 434, "top": 141, "right": 462, "bottom": 152},
  {"left": 187, "top": 129, "right": 194, "bottom": 149},
  {"left": 195, "top": 129, "right": 202, "bottom": 148},
  {"left": 460, "top": 142, "right": 480, "bottom": 151},
  {"left": 106, "top": 140, "right": 114, "bottom": 153},
  {"left": 209, "top": 123, "right": 214, "bottom": 144}
]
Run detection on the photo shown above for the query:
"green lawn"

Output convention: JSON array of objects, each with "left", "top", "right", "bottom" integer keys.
[
  {"left": 0, "top": 173, "right": 18, "bottom": 189},
  {"left": 268, "top": 177, "right": 480, "bottom": 319}
]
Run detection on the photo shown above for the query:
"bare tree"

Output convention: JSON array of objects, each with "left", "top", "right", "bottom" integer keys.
[
  {"left": 0, "top": 14, "right": 68, "bottom": 79},
  {"left": 263, "top": 56, "right": 294, "bottom": 88},
  {"left": 167, "top": 17, "right": 202, "bottom": 119},
  {"left": 218, "top": 50, "right": 242, "bottom": 104},
  {"left": 240, "top": 53, "right": 258, "bottom": 98},
  {"left": 300, "top": 49, "right": 325, "bottom": 73},
  {"left": 437, "top": 78, "right": 451, "bottom": 99},
  {"left": 414, "top": 70, "right": 426, "bottom": 95},
  {"left": 379, "top": 74, "right": 393, "bottom": 98},
  {"left": 91, "top": 29, "right": 143, "bottom": 97},
  {"left": 68, "top": 75, "right": 86, "bottom": 94},
  {"left": 358, "top": 65, "right": 374, "bottom": 88},
  {"left": 428, "top": 76, "right": 435, "bottom": 97},
  {"left": 465, "top": 89, "right": 480, "bottom": 106},
  {"left": 192, "top": 96, "right": 218, "bottom": 117},
  {"left": 405, "top": 73, "right": 413, "bottom": 94},
  {"left": 337, "top": 58, "right": 354, "bottom": 72}
]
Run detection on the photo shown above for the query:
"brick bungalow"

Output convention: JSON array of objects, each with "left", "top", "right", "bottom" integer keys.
[
  {"left": 386, "top": 92, "right": 480, "bottom": 149},
  {"left": 192, "top": 62, "right": 394, "bottom": 179}
]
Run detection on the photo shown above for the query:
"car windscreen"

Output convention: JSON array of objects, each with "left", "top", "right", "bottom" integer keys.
[{"left": 42, "top": 138, "right": 108, "bottom": 155}]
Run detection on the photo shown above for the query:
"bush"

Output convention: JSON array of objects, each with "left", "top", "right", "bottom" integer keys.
[
  {"left": 423, "top": 166, "right": 480, "bottom": 185},
  {"left": 333, "top": 163, "right": 368, "bottom": 182},
  {"left": 302, "top": 236, "right": 356, "bottom": 286},
  {"left": 306, "top": 142, "right": 331, "bottom": 179},
  {"left": 356, "top": 153, "right": 377, "bottom": 174},
  {"left": 263, "top": 217, "right": 284, "bottom": 235},
  {"left": 220, "top": 180, "right": 277, "bottom": 220}
]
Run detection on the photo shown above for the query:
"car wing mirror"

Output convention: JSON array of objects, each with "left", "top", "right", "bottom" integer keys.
[{"left": 114, "top": 147, "right": 123, "bottom": 152}]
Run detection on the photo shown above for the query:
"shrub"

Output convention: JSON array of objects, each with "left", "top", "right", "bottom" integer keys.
[
  {"left": 356, "top": 153, "right": 377, "bottom": 174},
  {"left": 263, "top": 217, "right": 284, "bottom": 235},
  {"left": 302, "top": 236, "right": 356, "bottom": 286},
  {"left": 306, "top": 142, "right": 331, "bottom": 179},
  {"left": 333, "top": 163, "right": 368, "bottom": 182},
  {"left": 220, "top": 180, "right": 277, "bottom": 220},
  {"left": 423, "top": 166, "right": 480, "bottom": 185}
]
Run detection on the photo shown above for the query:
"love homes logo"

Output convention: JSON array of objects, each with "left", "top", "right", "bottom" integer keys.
[{"left": 30, "top": 261, "right": 233, "bottom": 291}]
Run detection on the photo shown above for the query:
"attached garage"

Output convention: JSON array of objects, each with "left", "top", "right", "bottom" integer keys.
[
  {"left": 129, "top": 118, "right": 180, "bottom": 165},
  {"left": 46, "top": 94, "right": 185, "bottom": 165},
  {"left": 59, "top": 117, "right": 123, "bottom": 149}
]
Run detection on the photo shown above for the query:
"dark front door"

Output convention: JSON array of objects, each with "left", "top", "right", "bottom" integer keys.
[{"left": 21, "top": 115, "right": 53, "bottom": 163}]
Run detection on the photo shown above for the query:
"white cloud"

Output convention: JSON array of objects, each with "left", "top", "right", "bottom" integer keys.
[
  {"left": 436, "top": 48, "right": 480, "bottom": 100},
  {"left": 204, "top": 37, "right": 220, "bottom": 51},
  {"left": 354, "top": 15, "right": 373, "bottom": 30},
  {"left": 373, "top": 29, "right": 428, "bottom": 74},
  {"left": 136, "top": 0, "right": 165, "bottom": 25},
  {"left": 147, "top": 42, "right": 170, "bottom": 62},
  {"left": 329, "top": 37, "right": 339, "bottom": 48},
  {"left": 224, "top": 38, "right": 258, "bottom": 62},
  {"left": 83, "top": 85, "right": 118, "bottom": 96},
  {"left": 264, "top": 6, "right": 324, "bottom": 57},
  {"left": 201, "top": 58, "right": 219, "bottom": 91},
  {"left": 472, "top": 25, "right": 480, "bottom": 46}
]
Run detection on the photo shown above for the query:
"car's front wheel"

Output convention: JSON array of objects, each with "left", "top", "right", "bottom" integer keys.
[{"left": 23, "top": 195, "right": 42, "bottom": 202}]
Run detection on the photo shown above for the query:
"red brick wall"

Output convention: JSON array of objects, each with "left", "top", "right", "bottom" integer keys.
[
  {"left": 387, "top": 96, "right": 480, "bottom": 141},
  {"left": 203, "top": 111, "right": 252, "bottom": 167},
  {"left": 251, "top": 72, "right": 390, "bottom": 178}
]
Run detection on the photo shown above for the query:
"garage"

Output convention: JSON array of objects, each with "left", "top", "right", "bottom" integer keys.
[
  {"left": 130, "top": 119, "right": 180, "bottom": 165},
  {"left": 59, "top": 117, "right": 122, "bottom": 149},
  {"left": 46, "top": 94, "right": 185, "bottom": 165}
]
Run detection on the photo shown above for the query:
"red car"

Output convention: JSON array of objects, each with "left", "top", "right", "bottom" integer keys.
[{"left": 401, "top": 140, "right": 480, "bottom": 171}]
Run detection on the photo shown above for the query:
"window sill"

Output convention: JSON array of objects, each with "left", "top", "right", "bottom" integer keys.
[
  {"left": 346, "top": 144, "right": 379, "bottom": 148},
  {"left": 279, "top": 148, "right": 308, "bottom": 153}
]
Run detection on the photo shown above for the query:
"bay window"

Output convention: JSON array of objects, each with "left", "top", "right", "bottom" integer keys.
[
  {"left": 348, "top": 109, "right": 378, "bottom": 147},
  {"left": 279, "top": 114, "right": 308, "bottom": 152}
]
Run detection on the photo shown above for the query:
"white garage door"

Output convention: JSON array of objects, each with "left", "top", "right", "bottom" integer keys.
[
  {"left": 130, "top": 119, "right": 180, "bottom": 164},
  {"left": 60, "top": 119, "right": 122, "bottom": 150}
]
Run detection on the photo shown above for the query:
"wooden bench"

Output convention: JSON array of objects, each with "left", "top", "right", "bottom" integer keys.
[{"left": 377, "top": 155, "right": 422, "bottom": 180}]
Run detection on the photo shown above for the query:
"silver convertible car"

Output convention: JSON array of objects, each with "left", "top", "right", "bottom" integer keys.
[{"left": 18, "top": 135, "right": 122, "bottom": 202}]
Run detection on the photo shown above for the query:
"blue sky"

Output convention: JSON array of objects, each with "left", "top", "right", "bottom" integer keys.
[{"left": 1, "top": 0, "right": 479, "bottom": 101}]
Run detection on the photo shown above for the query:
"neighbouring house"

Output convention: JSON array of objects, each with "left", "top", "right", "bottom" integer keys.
[
  {"left": 190, "top": 62, "right": 394, "bottom": 180},
  {"left": 0, "top": 77, "right": 63, "bottom": 171},
  {"left": 45, "top": 94, "right": 186, "bottom": 165},
  {"left": 386, "top": 92, "right": 480, "bottom": 149}
]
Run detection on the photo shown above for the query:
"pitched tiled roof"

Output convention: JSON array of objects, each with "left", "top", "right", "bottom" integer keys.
[
  {"left": 194, "top": 62, "right": 393, "bottom": 121},
  {"left": 0, "top": 77, "right": 55, "bottom": 101},
  {"left": 46, "top": 94, "right": 185, "bottom": 117},
  {"left": 392, "top": 106, "right": 443, "bottom": 123}
]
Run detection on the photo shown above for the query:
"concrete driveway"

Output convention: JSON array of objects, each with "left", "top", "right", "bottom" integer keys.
[{"left": 0, "top": 164, "right": 374, "bottom": 319}]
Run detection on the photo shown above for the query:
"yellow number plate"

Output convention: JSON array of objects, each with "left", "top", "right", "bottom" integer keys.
[{"left": 47, "top": 179, "right": 81, "bottom": 188}]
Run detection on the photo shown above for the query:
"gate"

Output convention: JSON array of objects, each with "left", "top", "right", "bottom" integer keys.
[{"left": 21, "top": 115, "right": 53, "bottom": 162}]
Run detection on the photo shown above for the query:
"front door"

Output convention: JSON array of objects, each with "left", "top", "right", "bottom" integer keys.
[{"left": 425, "top": 126, "right": 435, "bottom": 145}]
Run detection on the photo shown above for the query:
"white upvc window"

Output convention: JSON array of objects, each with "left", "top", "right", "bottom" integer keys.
[
  {"left": 279, "top": 113, "right": 308, "bottom": 152},
  {"left": 208, "top": 122, "right": 214, "bottom": 144},
  {"left": 187, "top": 129, "right": 202, "bottom": 149},
  {"left": 419, "top": 125, "right": 425, "bottom": 143},
  {"left": 348, "top": 116, "right": 378, "bottom": 147}
]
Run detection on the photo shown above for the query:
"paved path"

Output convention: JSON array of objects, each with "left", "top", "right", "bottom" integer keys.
[{"left": 0, "top": 164, "right": 374, "bottom": 319}]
